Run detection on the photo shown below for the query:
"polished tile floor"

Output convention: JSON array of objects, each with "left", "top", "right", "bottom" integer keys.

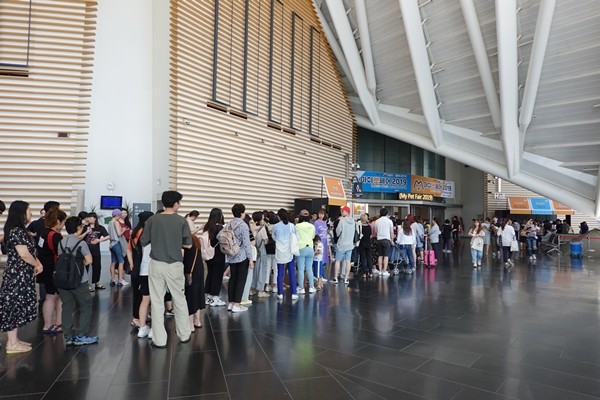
[{"left": 1, "top": 243, "right": 600, "bottom": 400}]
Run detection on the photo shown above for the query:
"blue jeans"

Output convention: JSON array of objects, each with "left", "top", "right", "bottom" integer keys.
[
  {"left": 296, "top": 246, "right": 315, "bottom": 289},
  {"left": 470, "top": 248, "right": 483, "bottom": 264},
  {"left": 402, "top": 244, "right": 415, "bottom": 269},
  {"left": 277, "top": 259, "right": 297, "bottom": 295},
  {"left": 527, "top": 237, "right": 537, "bottom": 256}
]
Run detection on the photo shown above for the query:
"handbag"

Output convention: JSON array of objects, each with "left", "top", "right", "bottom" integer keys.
[
  {"left": 510, "top": 238, "right": 519, "bottom": 252},
  {"left": 471, "top": 237, "right": 484, "bottom": 251},
  {"left": 185, "top": 247, "right": 199, "bottom": 287},
  {"left": 290, "top": 224, "right": 300, "bottom": 256}
]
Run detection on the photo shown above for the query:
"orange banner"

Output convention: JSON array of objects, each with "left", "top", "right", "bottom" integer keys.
[
  {"left": 323, "top": 177, "right": 346, "bottom": 206},
  {"left": 551, "top": 200, "right": 574, "bottom": 215},
  {"left": 410, "top": 175, "right": 453, "bottom": 197},
  {"left": 508, "top": 197, "right": 531, "bottom": 214}
]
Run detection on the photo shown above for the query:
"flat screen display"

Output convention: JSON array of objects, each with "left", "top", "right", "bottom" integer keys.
[{"left": 100, "top": 195, "right": 123, "bottom": 210}]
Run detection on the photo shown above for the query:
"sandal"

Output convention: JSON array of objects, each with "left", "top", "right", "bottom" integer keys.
[
  {"left": 42, "top": 325, "right": 57, "bottom": 334},
  {"left": 95, "top": 284, "right": 106, "bottom": 290},
  {"left": 6, "top": 344, "right": 32, "bottom": 354}
]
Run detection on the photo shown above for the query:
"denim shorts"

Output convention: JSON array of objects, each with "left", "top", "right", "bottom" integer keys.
[
  {"left": 335, "top": 248, "right": 353, "bottom": 262},
  {"left": 110, "top": 242, "right": 125, "bottom": 264}
]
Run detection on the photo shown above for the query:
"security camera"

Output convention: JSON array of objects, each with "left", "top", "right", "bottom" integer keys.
[{"left": 351, "top": 163, "right": 361, "bottom": 169}]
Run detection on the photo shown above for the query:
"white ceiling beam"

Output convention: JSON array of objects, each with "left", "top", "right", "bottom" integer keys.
[
  {"left": 355, "top": 114, "right": 597, "bottom": 215},
  {"left": 519, "top": 0, "right": 556, "bottom": 139},
  {"left": 324, "top": 0, "right": 380, "bottom": 126},
  {"left": 398, "top": 0, "right": 444, "bottom": 148},
  {"left": 354, "top": 0, "right": 377, "bottom": 97},
  {"left": 496, "top": 0, "right": 520, "bottom": 178},
  {"left": 526, "top": 140, "right": 600, "bottom": 150},
  {"left": 313, "top": 1, "right": 358, "bottom": 94},
  {"left": 459, "top": 0, "right": 502, "bottom": 130}
]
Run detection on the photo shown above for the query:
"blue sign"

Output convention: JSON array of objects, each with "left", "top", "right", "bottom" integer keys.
[
  {"left": 529, "top": 197, "right": 553, "bottom": 215},
  {"left": 355, "top": 171, "right": 410, "bottom": 193}
]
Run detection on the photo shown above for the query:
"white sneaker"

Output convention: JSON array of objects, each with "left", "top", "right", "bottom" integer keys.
[
  {"left": 206, "top": 297, "right": 214, "bottom": 306},
  {"left": 240, "top": 299, "right": 252, "bottom": 306},
  {"left": 532, "top": 255, "right": 536, "bottom": 260},
  {"left": 231, "top": 305, "right": 248, "bottom": 313},
  {"left": 297, "top": 288, "right": 305, "bottom": 294},
  {"left": 321, "top": 278, "right": 328, "bottom": 282},
  {"left": 148, "top": 329, "right": 153, "bottom": 339},
  {"left": 308, "top": 287, "right": 316, "bottom": 294},
  {"left": 344, "top": 279, "right": 349, "bottom": 285},
  {"left": 276, "top": 294, "right": 283, "bottom": 300},
  {"left": 372, "top": 269, "right": 380, "bottom": 275},
  {"left": 473, "top": 263, "right": 477, "bottom": 268},
  {"left": 291, "top": 294, "right": 299, "bottom": 300},
  {"left": 222, "top": 275, "right": 230, "bottom": 282},
  {"left": 382, "top": 271, "right": 390, "bottom": 277},
  {"left": 265, "top": 286, "right": 272, "bottom": 292},
  {"left": 137, "top": 325, "right": 151, "bottom": 338},
  {"left": 227, "top": 303, "right": 233, "bottom": 311},
  {"left": 212, "top": 297, "right": 226, "bottom": 307},
  {"left": 477, "top": 261, "right": 482, "bottom": 266},
  {"left": 119, "top": 279, "right": 129, "bottom": 286}
]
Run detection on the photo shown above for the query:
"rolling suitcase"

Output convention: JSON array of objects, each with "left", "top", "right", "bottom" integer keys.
[{"left": 423, "top": 235, "right": 436, "bottom": 267}]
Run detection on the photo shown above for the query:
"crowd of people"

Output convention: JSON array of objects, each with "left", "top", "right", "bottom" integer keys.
[{"left": 0, "top": 193, "right": 591, "bottom": 352}]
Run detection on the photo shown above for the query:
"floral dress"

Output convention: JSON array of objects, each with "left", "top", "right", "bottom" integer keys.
[{"left": 0, "top": 227, "right": 38, "bottom": 332}]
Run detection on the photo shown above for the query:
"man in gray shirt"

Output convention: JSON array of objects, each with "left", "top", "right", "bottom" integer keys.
[{"left": 140, "top": 190, "right": 192, "bottom": 348}]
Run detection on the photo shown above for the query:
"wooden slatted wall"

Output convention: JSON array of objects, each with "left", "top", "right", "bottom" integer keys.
[
  {"left": 169, "top": 0, "right": 354, "bottom": 218},
  {"left": 0, "top": 0, "right": 97, "bottom": 220}
]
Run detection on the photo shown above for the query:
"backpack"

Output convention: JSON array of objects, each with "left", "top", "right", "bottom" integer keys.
[
  {"left": 199, "top": 230, "right": 216, "bottom": 261},
  {"left": 53, "top": 238, "right": 85, "bottom": 290},
  {"left": 263, "top": 225, "right": 276, "bottom": 255},
  {"left": 353, "top": 222, "right": 362, "bottom": 246},
  {"left": 219, "top": 220, "right": 242, "bottom": 256}
]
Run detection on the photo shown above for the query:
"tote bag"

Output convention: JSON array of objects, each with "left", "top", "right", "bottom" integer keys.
[
  {"left": 510, "top": 238, "right": 519, "bottom": 252},
  {"left": 471, "top": 237, "right": 484, "bottom": 251},
  {"left": 290, "top": 224, "right": 300, "bottom": 256}
]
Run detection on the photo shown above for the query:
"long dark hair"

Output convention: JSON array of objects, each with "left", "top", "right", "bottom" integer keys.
[
  {"left": 277, "top": 208, "right": 289, "bottom": 225},
  {"left": 3, "top": 200, "right": 29, "bottom": 240},
  {"left": 402, "top": 220, "right": 412, "bottom": 235},
  {"left": 203, "top": 208, "right": 224, "bottom": 240},
  {"left": 131, "top": 211, "right": 154, "bottom": 244}
]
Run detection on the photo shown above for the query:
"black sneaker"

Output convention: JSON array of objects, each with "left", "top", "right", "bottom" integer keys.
[{"left": 165, "top": 309, "right": 175, "bottom": 317}]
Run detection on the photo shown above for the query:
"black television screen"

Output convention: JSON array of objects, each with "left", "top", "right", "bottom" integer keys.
[{"left": 100, "top": 195, "right": 123, "bottom": 210}]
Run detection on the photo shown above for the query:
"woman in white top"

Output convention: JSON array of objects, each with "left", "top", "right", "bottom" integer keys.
[
  {"left": 468, "top": 219, "right": 486, "bottom": 268},
  {"left": 481, "top": 218, "right": 491, "bottom": 257},
  {"left": 396, "top": 220, "right": 416, "bottom": 273},
  {"left": 271, "top": 208, "right": 298, "bottom": 300},
  {"left": 428, "top": 217, "right": 441, "bottom": 260},
  {"left": 499, "top": 218, "right": 516, "bottom": 267}
]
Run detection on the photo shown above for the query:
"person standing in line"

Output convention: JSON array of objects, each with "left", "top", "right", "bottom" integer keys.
[
  {"left": 203, "top": 208, "right": 227, "bottom": 307},
  {"left": 441, "top": 219, "right": 452, "bottom": 253},
  {"left": 140, "top": 191, "right": 193, "bottom": 348},
  {"left": 499, "top": 218, "right": 516, "bottom": 268},
  {"left": 0, "top": 201, "right": 43, "bottom": 353},
  {"left": 396, "top": 220, "right": 416, "bottom": 274},
  {"left": 333, "top": 206, "right": 357, "bottom": 285},
  {"left": 183, "top": 235, "right": 205, "bottom": 332},
  {"left": 295, "top": 210, "right": 316, "bottom": 294},
  {"left": 217, "top": 203, "right": 253, "bottom": 313},
  {"left": 451, "top": 216, "right": 461, "bottom": 247},
  {"left": 130, "top": 211, "right": 153, "bottom": 337},
  {"left": 252, "top": 211, "right": 271, "bottom": 298},
  {"left": 264, "top": 211, "right": 279, "bottom": 292},
  {"left": 313, "top": 235, "right": 324, "bottom": 290},
  {"left": 374, "top": 208, "right": 394, "bottom": 276},
  {"left": 481, "top": 217, "right": 491, "bottom": 257},
  {"left": 313, "top": 210, "right": 329, "bottom": 281},
  {"left": 84, "top": 212, "right": 109, "bottom": 291},
  {"left": 185, "top": 210, "right": 201, "bottom": 235},
  {"left": 272, "top": 208, "right": 298, "bottom": 300},
  {"left": 357, "top": 213, "right": 372, "bottom": 278},
  {"left": 58, "top": 217, "right": 98, "bottom": 346},
  {"left": 429, "top": 217, "right": 441, "bottom": 260},
  {"left": 108, "top": 209, "right": 128, "bottom": 287},
  {"left": 468, "top": 219, "right": 485, "bottom": 268}
]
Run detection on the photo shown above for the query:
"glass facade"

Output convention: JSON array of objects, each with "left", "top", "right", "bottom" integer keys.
[{"left": 357, "top": 127, "right": 446, "bottom": 200}]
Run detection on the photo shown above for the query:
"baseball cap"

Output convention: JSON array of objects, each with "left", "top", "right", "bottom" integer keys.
[{"left": 340, "top": 206, "right": 351, "bottom": 214}]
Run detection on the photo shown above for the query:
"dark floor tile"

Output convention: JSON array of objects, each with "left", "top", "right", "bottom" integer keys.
[
  {"left": 254, "top": 331, "right": 327, "bottom": 363},
  {"left": 285, "top": 376, "right": 355, "bottom": 400},
  {"left": 499, "top": 377, "right": 600, "bottom": 400},
  {"left": 452, "top": 387, "right": 515, "bottom": 400},
  {"left": 272, "top": 360, "right": 329, "bottom": 381},
  {"left": 345, "top": 360, "right": 463, "bottom": 400},
  {"left": 313, "top": 349, "right": 367, "bottom": 372},
  {"left": 168, "top": 351, "right": 227, "bottom": 398},
  {"left": 105, "top": 380, "right": 168, "bottom": 400},
  {"left": 169, "top": 395, "right": 229, "bottom": 400},
  {"left": 395, "top": 318, "right": 441, "bottom": 331},
  {"left": 522, "top": 352, "right": 600, "bottom": 380},
  {"left": 42, "top": 376, "right": 112, "bottom": 400},
  {"left": 58, "top": 337, "right": 128, "bottom": 380},
  {"left": 352, "top": 344, "right": 428, "bottom": 370},
  {"left": 472, "top": 356, "right": 600, "bottom": 397},
  {"left": 402, "top": 342, "right": 481, "bottom": 367},
  {"left": 334, "top": 370, "right": 437, "bottom": 400},
  {"left": 226, "top": 371, "right": 289, "bottom": 400},
  {"left": 416, "top": 359, "right": 505, "bottom": 392},
  {"left": 110, "top": 340, "right": 171, "bottom": 385},
  {"left": 560, "top": 347, "right": 600, "bottom": 366},
  {"left": 0, "top": 394, "right": 44, "bottom": 400},
  {"left": 214, "top": 330, "right": 272, "bottom": 375}
]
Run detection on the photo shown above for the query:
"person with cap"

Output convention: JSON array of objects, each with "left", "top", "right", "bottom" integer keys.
[
  {"left": 333, "top": 206, "right": 357, "bottom": 285},
  {"left": 108, "top": 208, "right": 129, "bottom": 287}
]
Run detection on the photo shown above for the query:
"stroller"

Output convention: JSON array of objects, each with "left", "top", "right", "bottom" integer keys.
[{"left": 389, "top": 243, "right": 410, "bottom": 275}]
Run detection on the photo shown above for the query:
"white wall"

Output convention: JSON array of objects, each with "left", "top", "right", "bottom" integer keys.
[{"left": 86, "top": 0, "right": 162, "bottom": 214}]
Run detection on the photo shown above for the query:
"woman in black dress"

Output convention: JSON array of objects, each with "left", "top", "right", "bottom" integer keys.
[
  {"left": 0, "top": 201, "right": 44, "bottom": 354},
  {"left": 85, "top": 212, "right": 109, "bottom": 290},
  {"left": 183, "top": 235, "right": 205, "bottom": 332}
]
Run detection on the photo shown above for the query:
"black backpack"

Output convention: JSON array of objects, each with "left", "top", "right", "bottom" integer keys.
[
  {"left": 264, "top": 225, "right": 276, "bottom": 255},
  {"left": 53, "top": 238, "right": 85, "bottom": 290}
]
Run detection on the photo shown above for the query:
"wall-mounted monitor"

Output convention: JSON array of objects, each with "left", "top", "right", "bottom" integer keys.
[{"left": 100, "top": 195, "right": 123, "bottom": 210}]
